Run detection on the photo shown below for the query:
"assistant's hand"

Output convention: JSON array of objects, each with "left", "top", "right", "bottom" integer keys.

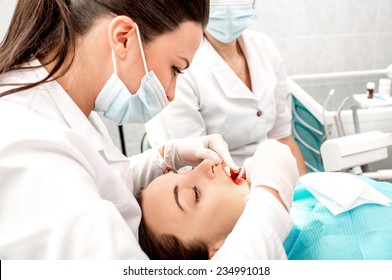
[
  {"left": 163, "top": 134, "right": 238, "bottom": 172},
  {"left": 243, "top": 139, "right": 299, "bottom": 210}
]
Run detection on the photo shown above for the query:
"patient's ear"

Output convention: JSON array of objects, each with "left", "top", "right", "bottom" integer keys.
[{"left": 208, "top": 238, "right": 226, "bottom": 259}]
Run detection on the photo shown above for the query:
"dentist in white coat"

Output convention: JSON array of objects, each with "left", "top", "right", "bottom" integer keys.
[
  {"left": 146, "top": 0, "right": 307, "bottom": 175},
  {"left": 0, "top": 0, "right": 298, "bottom": 260},
  {"left": 0, "top": 0, "right": 231, "bottom": 259}
]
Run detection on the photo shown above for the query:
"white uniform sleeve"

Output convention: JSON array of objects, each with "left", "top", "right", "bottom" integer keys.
[
  {"left": 0, "top": 136, "right": 148, "bottom": 259},
  {"left": 129, "top": 148, "right": 167, "bottom": 194},
  {"left": 212, "top": 188, "right": 292, "bottom": 260},
  {"left": 266, "top": 39, "right": 292, "bottom": 140},
  {"left": 145, "top": 73, "right": 207, "bottom": 148},
  {"left": 0, "top": 102, "right": 148, "bottom": 259}
]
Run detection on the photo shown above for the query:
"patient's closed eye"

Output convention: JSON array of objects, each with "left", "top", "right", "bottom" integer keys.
[{"left": 193, "top": 186, "right": 200, "bottom": 202}]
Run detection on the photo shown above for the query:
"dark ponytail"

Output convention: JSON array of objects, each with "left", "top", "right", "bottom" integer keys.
[
  {"left": 0, "top": 0, "right": 209, "bottom": 97},
  {"left": 0, "top": 0, "right": 76, "bottom": 97}
]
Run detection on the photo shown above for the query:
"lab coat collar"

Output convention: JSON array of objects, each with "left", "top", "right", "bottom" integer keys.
[
  {"left": 202, "top": 37, "right": 254, "bottom": 100},
  {"left": 201, "top": 33, "right": 269, "bottom": 100},
  {"left": 27, "top": 60, "right": 106, "bottom": 152},
  {"left": 238, "top": 32, "right": 273, "bottom": 100}
]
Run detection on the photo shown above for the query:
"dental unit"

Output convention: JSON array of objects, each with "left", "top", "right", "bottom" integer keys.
[{"left": 288, "top": 65, "right": 392, "bottom": 180}]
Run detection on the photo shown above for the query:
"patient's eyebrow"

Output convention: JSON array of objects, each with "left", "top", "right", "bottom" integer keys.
[{"left": 174, "top": 185, "right": 185, "bottom": 212}]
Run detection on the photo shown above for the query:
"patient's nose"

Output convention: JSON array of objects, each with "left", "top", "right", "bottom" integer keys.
[{"left": 192, "top": 159, "right": 216, "bottom": 179}]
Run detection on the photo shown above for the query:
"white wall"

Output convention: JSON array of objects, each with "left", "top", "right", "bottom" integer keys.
[
  {"left": 251, "top": 0, "right": 392, "bottom": 75},
  {"left": 0, "top": 0, "right": 17, "bottom": 41}
]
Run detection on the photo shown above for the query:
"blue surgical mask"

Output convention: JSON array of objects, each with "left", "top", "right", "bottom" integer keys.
[
  {"left": 206, "top": 3, "right": 257, "bottom": 43},
  {"left": 94, "top": 25, "right": 169, "bottom": 125}
]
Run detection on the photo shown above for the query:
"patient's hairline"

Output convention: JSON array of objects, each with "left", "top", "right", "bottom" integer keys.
[{"left": 135, "top": 185, "right": 210, "bottom": 259}]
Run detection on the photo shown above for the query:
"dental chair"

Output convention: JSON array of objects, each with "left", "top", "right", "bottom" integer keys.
[{"left": 285, "top": 174, "right": 392, "bottom": 260}]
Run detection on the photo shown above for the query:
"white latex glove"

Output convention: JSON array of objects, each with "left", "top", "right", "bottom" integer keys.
[
  {"left": 243, "top": 139, "right": 299, "bottom": 210},
  {"left": 163, "top": 134, "right": 238, "bottom": 171}
]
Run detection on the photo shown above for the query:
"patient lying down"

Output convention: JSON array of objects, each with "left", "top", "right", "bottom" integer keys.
[
  {"left": 138, "top": 140, "right": 298, "bottom": 259},
  {"left": 136, "top": 151, "right": 392, "bottom": 260},
  {"left": 137, "top": 159, "right": 251, "bottom": 259}
]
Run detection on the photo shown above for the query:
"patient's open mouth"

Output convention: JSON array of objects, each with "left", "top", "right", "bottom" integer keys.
[{"left": 222, "top": 165, "right": 246, "bottom": 185}]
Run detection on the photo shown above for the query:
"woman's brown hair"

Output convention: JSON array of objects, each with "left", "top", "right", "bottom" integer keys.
[
  {"left": 136, "top": 189, "right": 210, "bottom": 260},
  {"left": 0, "top": 0, "right": 210, "bottom": 97}
]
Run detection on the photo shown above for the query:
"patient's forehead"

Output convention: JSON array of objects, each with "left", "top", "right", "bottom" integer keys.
[
  {"left": 142, "top": 172, "right": 177, "bottom": 196},
  {"left": 146, "top": 168, "right": 191, "bottom": 187}
]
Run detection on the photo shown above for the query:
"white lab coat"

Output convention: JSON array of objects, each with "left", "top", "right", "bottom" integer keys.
[
  {"left": 0, "top": 60, "right": 291, "bottom": 259},
  {"left": 146, "top": 30, "right": 292, "bottom": 166},
  {"left": 0, "top": 60, "right": 162, "bottom": 259},
  {"left": 214, "top": 187, "right": 291, "bottom": 260}
]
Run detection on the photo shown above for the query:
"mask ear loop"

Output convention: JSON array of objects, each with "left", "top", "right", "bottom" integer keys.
[
  {"left": 111, "top": 23, "right": 147, "bottom": 76},
  {"left": 135, "top": 24, "right": 149, "bottom": 75},
  {"left": 111, "top": 50, "right": 118, "bottom": 74}
]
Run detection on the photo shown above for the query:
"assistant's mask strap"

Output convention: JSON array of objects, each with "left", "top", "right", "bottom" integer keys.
[{"left": 135, "top": 24, "right": 149, "bottom": 75}]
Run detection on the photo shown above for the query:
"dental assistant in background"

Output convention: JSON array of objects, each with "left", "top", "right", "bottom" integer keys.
[
  {"left": 145, "top": 0, "right": 307, "bottom": 175},
  {"left": 0, "top": 0, "right": 237, "bottom": 259}
]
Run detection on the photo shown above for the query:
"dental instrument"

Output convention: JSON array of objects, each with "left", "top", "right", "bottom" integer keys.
[
  {"left": 351, "top": 105, "right": 360, "bottom": 134},
  {"left": 236, "top": 167, "right": 246, "bottom": 180},
  {"left": 334, "top": 96, "right": 351, "bottom": 137},
  {"left": 225, "top": 166, "right": 247, "bottom": 180},
  {"left": 322, "top": 89, "right": 335, "bottom": 140}
]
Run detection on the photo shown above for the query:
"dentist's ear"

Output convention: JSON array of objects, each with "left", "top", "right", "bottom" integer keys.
[
  {"left": 108, "top": 16, "right": 138, "bottom": 60},
  {"left": 107, "top": 15, "right": 144, "bottom": 90}
]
